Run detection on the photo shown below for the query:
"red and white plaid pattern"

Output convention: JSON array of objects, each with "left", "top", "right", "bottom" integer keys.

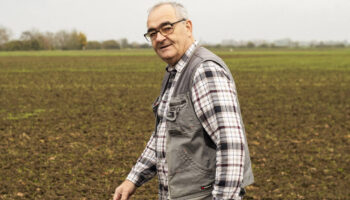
[{"left": 127, "top": 42, "right": 244, "bottom": 200}]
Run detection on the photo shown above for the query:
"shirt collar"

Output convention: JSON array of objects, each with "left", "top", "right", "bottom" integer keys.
[{"left": 166, "top": 41, "right": 198, "bottom": 73}]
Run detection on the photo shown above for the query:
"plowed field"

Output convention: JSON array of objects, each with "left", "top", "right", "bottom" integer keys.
[{"left": 1, "top": 49, "right": 349, "bottom": 199}]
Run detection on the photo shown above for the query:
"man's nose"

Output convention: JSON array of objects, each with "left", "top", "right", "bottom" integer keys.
[{"left": 155, "top": 32, "right": 166, "bottom": 42}]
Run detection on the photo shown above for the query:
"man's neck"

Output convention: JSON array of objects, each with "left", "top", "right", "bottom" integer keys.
[{"left": 168, "top": 40, "right": 196, "bottom": 67}]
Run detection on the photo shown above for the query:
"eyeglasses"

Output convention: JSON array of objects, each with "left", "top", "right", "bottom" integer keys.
[{"left": 144, "top": 18, "right": 186, "bottom": 41}]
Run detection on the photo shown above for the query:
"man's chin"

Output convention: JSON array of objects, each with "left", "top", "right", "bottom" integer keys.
[
  {"left": 158, "top": 52, "right": 173, "bottom": 61},
  {"left": 157, "top": 47, "right": 171, "bottom": 55},
  {"left": 159, "top": 55, "right": 176, "bottom": 65}
]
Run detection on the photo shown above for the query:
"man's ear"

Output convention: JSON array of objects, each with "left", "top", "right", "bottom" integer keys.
[{"left": 185, "top": 20, "right": 193, "bottom": 37}]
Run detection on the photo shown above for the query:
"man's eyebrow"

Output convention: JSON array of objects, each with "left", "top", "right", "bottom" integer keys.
[{"left": 147, "top": 21, "right": 172, "bottom": 33}]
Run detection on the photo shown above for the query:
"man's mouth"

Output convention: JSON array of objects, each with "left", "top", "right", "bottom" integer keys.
[{"left": 159, "top": 44, "right": 171, "bottom": 49}]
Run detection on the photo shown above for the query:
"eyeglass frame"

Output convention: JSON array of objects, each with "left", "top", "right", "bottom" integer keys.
[{"left": 144, "top": 18, "right": 187, "bottom": 41}]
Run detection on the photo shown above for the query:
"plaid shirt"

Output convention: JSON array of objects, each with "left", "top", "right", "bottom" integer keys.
[{"left": 127, "top": 41, "right": 244, "bottom": 200}]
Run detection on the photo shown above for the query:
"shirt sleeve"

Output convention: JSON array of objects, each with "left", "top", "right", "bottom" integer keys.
[
  {"left": 126, "top": 131, "right": 157, "bottom": 187},
  {"left": 191, "top": 61, "right": 245, "bottom": 200}
]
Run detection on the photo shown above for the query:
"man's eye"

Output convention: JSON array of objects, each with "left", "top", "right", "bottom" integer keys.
[
  {"left": 161, "top": 26, "right": 173, "bottom": 33},
  {"left": 149, "top": 32, "right": 157, "bottom": 37}
]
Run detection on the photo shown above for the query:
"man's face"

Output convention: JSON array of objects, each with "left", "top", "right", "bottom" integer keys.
[{"left": 147, "top": 5, "right": 193, "bottom": 66}]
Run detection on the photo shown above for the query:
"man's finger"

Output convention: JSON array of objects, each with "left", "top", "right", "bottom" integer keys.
[
  {"left": 120, "top": 191, "right": 130, "bottom": 200},
  {"left": 113, "top": 190, "right": 121, "bottom": 200}
]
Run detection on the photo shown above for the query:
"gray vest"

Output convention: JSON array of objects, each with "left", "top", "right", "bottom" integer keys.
[{"left": 153, "top": 47, "right": 254, "bottom": 200}]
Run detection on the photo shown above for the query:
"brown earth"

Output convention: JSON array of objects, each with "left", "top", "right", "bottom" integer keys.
[{"left": 0, "top": 50, "right": 349, "bottom": 199}]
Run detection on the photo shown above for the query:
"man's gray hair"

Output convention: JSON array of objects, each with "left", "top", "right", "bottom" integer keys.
[{"left": 148, "top": 2, "right": 189, "bottom": 20}]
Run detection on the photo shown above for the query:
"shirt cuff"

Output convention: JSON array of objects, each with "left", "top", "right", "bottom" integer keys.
[
  {"left": 126, "top": 169, "right": 143, "bottom": 187},
  {"left": 213, "top": 188, "right": 245, "bottom": 200}
]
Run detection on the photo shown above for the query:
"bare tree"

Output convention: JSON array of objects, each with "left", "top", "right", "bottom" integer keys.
[
  {"left": 54, "top": 30, "right": 71, "bottom": 50},
  {"left": 19, "top": 29, "right": 55, "bottom": 50},
  {"left": 119, "top": 38, "right": 129, "bottom": 49},
  {"left": 54, "top": 30, "right": 87, "bottom": 50},
  {"left": 0, "top": 26, "right": 12, "bottom": 46}
]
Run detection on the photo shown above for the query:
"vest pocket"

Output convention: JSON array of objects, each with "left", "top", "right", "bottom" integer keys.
[
  {"left": 165, "top": 96, "right": 187, "bottom": 121},
  {"left": 166, "top": 94, "right": 200, "bottom": 137},
  {"left": 178, "top": 147, "right": 214, "bottom": 175},
  {"left": 167, "top": 147, "right": 215, "bottom": 199}
]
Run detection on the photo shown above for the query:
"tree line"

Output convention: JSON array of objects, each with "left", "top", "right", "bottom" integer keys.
[
  {"left": 213, "top": 38, "right": 349, "bottom": 49},
  {"left": 0, "top": 26, "right": 151, "bottom": 51},
  {"left": 1, "top": 26, "right": 348, "bottom": 51}
]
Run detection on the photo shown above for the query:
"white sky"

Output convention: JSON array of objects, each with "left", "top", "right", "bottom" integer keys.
[{"left": 0, "top": 0, "right": 349, "bottom": 44}]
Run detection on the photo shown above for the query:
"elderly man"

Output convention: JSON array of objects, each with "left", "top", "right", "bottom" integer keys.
[{"left": 114, "top": 2, "right": 254, "bottom": 200}]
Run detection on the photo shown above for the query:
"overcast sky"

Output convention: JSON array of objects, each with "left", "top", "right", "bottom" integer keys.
[{"left": 1, "top": 0, "right": 349, "bottom": 44}]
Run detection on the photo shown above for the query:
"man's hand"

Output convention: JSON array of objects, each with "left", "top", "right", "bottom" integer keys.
[{"left": 113, "top": 180, "right": 137, "bottom": 200}]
